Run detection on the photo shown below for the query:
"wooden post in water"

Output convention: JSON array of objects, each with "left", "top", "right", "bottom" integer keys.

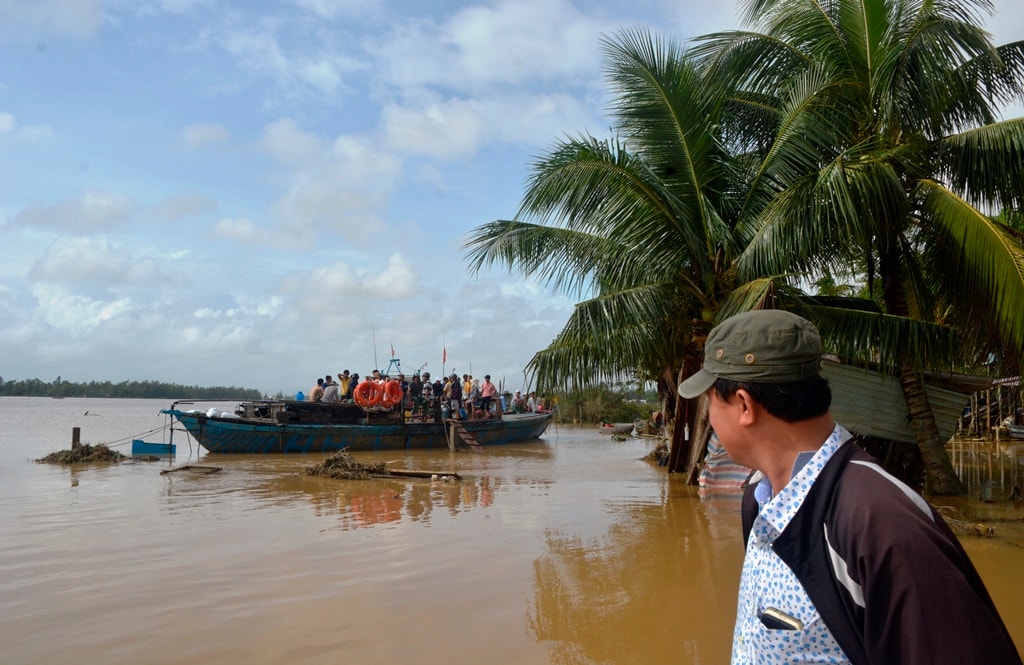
[{"left": 72, "top": 427, "right": 81, "bottom": 450}]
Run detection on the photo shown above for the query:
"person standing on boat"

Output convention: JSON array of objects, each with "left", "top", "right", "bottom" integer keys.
[
  {"left": 677, "top": 309, "right": 1021, "bottom": 665},
  {"left": 322, "top": 375, "right": 340, "bottom": 402},
  {"left": 396, "top": 373, "right": 409, "bottom": 409},
  {"left": 421, "top": 372, "right": 435, "bottom": 421},
  {"left": 409, "top": 374, "right": 423, "bottom": 419},
  {"left": 337, "top": 370, "right": 352, "bottom": 398},
  {"left": 449, "top": 374, "right": 464, "bottom": 418},
  {"left": 343, "top": 373, "right": 359, "bottom": 401},
  {"left": 467, "top": 378, "right": 481, "bottom": 418},
  {"left": 526, "top": 392, "right": 537, "bottom": 412},
  {"left": 308, "top": 378, "right": 325, "bottom": 402},
  {"left": 480, "top": 375, "right": 497, "bottom": 417}
]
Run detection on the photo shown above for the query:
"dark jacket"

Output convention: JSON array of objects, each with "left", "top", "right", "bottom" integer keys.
[{"left": 742, "top": 441, "right": 1021, "bottom": 665}]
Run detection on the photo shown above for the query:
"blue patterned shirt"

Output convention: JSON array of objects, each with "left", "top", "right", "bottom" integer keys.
[{"left": 732, "top": 424, "right": 852, "bottom": 664}]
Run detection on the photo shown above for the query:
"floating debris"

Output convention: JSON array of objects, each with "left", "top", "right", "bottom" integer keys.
[
  {"left": 935, "top": 506, "right": 997, "bottom": 538},
  {"left": 306, "top": 450, "right": 460, "bottom": 481},
  {"left": 160, "top": 464, "right": 222, "bottom": 475},
  {"left": 306, "top": 450, "right": 389, "bottom": 480},
  {"left": 643, "top": 442, "right": 670, "bottom": 466},
  {"left": 36, "top": 444, "right": 127, "bottom": 465}
]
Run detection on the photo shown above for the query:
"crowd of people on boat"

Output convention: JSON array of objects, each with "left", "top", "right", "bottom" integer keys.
[{"left": 298, "top": 370, "right": 549, "bottom": 421}]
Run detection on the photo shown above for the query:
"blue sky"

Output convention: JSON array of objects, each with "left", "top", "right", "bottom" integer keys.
[{"left": 1, "top": 0, "right": 1021, "bottom": 396}]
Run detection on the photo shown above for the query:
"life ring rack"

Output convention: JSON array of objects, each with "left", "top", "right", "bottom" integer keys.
[
  {"left": 380, "top": 380, "right": 403, "bottom": 409},
  {"left": 353, "top": 381, "right": 382, "bottom": 408}
]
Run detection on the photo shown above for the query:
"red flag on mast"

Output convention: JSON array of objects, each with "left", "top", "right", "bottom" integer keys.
[
  {"left": 391, "top": 344, "right": 395, "bottom": 358},
  {"left": 443, "top": 346, "right": 447, "bottom": 363}
]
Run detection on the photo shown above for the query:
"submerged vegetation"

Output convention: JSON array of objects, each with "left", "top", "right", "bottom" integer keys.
[
  {"left": 36, "top": 444, "right": 127, "bottom": 465},
  {"left": 306, "top": 450, "right": 390, "bottom": 480}
]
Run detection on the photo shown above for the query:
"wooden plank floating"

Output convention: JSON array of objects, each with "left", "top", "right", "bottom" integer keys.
[
  {"left": 160, "top": 464, "right": 223, "bottom": 475},
  {"left": 387, "top": 469, "right": 461, "bottom": 480}
]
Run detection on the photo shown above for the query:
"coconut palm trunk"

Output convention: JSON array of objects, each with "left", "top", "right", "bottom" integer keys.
[{"left": 898, "top": 367, "right": 964, "bottom": 494}]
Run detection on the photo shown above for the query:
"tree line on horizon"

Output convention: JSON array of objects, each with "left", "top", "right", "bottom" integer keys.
[{"left": 0, "top": 376, "right": 262, "bottom": 400}]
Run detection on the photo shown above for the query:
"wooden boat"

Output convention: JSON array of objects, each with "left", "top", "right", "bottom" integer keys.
[
  {"left": 1007, "top": 424, "right": 1024, "bottom": 440},
  {"left": 131, "top": 439, "right": 176, "bottom": 456},
  {"left": 162, "top": 399, "right": 552, "bottom": 454},
  {"left": 598, "top": 422, "right": 634, "bottom": 435}
]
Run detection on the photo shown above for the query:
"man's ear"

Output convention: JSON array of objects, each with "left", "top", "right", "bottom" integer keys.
[{"left": 734, "top": 388, "right": 759, "bottom": 426}]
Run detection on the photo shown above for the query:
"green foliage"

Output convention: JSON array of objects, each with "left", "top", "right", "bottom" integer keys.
[
  {"left": 553, "top": 384, "right": 657, "bottom": 424},
  {"left": 0, "top": 377, "right": 262, "bottom": 400}
]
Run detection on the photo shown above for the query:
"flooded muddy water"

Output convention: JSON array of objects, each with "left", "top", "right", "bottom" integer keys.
[{"left": 1, "top": 397, "right": 1021, "bottom": 664}]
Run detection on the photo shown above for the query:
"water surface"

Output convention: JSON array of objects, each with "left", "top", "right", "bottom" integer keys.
[{"left": 1, "top": 397, "right": 1020, "bottom": 664}]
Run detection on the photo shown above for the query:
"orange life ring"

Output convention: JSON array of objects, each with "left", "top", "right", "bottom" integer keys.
[
  {"left": 353, "top": 380, "right": 382, "bottom": 408},
  {"left": 380, "top": 380, "right": 403, "bottom": 409}
]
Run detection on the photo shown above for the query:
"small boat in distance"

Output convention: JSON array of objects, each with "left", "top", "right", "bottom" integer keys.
[
  {"left": 162, "top": 398, "right": 552, "bottom": 454},
  {"left": 598, "top": 421, "right": 634, "bottom": 435},
  {"left": 1007, "top": 424, "right": 1024, "bottom": 440}
]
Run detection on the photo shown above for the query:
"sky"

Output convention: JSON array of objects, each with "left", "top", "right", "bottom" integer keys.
[{"left": 1, "top": 0, "right": 1022, "bottom": 397}]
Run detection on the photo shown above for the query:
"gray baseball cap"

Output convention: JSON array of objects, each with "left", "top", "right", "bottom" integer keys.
[{"left": 678, "top": 310, "right": 822, "bottom": 398}]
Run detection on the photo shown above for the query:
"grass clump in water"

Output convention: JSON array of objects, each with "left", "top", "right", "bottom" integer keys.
[
  {"left": 306, "top": 450, "right": 389, "bottom": 480},
  {"left": 37, "top": 444, "right": 127, "bottom": 464}
]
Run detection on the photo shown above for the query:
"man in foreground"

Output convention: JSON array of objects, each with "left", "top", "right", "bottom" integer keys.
[{"left": 678, "top": 309, "right": 1020, "bottom": 664}]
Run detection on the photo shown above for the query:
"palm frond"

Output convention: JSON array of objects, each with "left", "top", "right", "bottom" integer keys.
[
  {"left": 938, "top": 117, "right": 1024, "bottom": 210},
  {"left": 919, "top": 180, "right": 1024, "bottom": 352}
]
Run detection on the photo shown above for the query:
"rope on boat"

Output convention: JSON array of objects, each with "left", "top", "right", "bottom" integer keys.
[{"left": 97, "top": 423, "right": 172, "bottom": 449}]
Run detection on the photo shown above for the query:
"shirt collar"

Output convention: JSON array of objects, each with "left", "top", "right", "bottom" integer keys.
[{"left": 753, "top": 423, "right": 851, "bottom": 536}]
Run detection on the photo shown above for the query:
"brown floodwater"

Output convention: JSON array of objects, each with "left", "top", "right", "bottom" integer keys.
[{"left": 1, "top": 397, "right": 1021, "bottom": 664}]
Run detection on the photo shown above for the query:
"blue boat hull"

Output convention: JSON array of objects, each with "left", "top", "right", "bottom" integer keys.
[
  {"left": 131, "top": 439, "right": 177, "bottom": 456},
  {"left": 163, "top": 408, "right": 553, "bottom": 454}
]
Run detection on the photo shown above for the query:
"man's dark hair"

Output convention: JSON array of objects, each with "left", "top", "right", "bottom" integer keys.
[{"left": 713, "top": 375, "right": 831, "bottom": 422}]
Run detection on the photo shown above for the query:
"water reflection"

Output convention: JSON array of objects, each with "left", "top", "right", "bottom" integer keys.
[
  {"left": 299, "top": 473, "right": 508, "bottom": 528},
  {"left": 157, "top": 454, "right": 516, "bottom": 530},
  {"left": 529, "top": 482, "right": 745, "bottom": 665}
]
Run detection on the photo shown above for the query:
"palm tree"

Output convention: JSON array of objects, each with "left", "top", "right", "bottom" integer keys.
[
  {"left": 696, "top": 0, "right": 1024, "bottom": 493},
  {"left": 465, "top": 31, "right": 758, "bottom": 469}
]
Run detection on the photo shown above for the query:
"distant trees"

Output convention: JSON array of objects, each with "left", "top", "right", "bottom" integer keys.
[{"left": 0, "top": 377, "right": 262, "bottom": 400}]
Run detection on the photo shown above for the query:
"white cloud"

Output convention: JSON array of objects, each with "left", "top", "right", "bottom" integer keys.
[
  {"left": 29, "top": 236, "right": 144, "bottom": 286},
  {"left": 257, "top": 120, "right": 398, "bottom": 242},
  {"left": 182, "top": 122, "right": 229, "bottom": 149},
  {"left": 31, "top": 284, "right": 139, "bottom": 333},
  {"left": 260, "top": 117, "right": 325, "bottom": 164},
  {"left": 213, "top": 216, "right": 311, "bottom": 249},
  {"left": 382, "top": 99, "right": 486, "bottom": 158},
  {"left": 13, "top": 190, "right": 137, "bottom": 232},
  {"left": 151, "top": 192, "right": 218, "bottom": 221},
  {"left": 368, "top": 0, "right": 605, "bottom": 94},
  {"left": 291, "top": 0, "right": 382, "bottom": 20},
  {"left": 0, "top": 0, "right": 105, "bottom": 42},
  {"left": 0, "top": 112, "right": 55, "bottom": 142},
  {"left": 214, "top": 216, "right": 260, "bottom": 241},
  {"left": 217, "top": 23, "right": 366, "bottom": 103}
]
